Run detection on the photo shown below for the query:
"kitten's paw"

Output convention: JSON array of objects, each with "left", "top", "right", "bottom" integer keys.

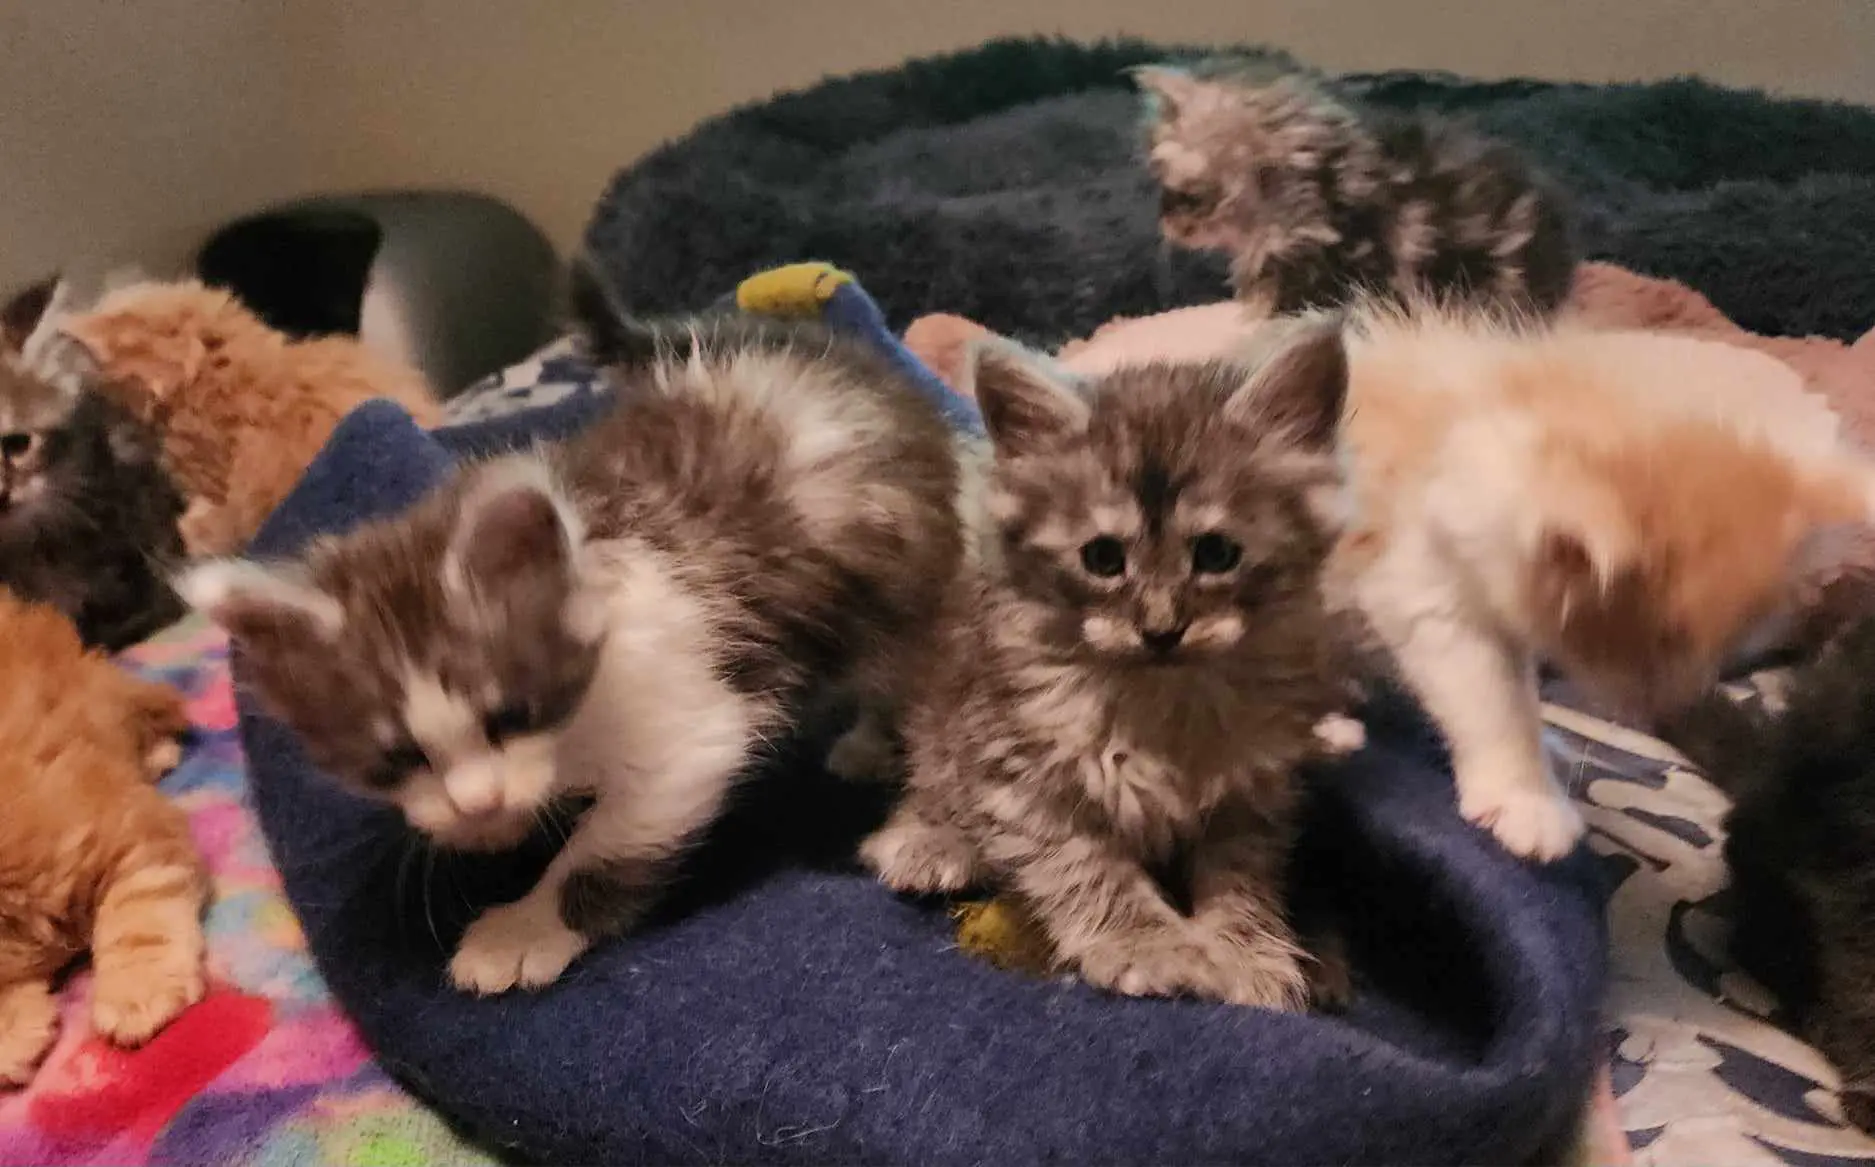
[
  {"left": 1459, "top": 784, "right": 1584, "bottom": 861},
  {"left": 91, "top": 948, "right": 206, "bottom": 1046},
  {"left": 1194, "top": 933, "right": 1311, "bottom": 1011},
  {"left": 0, "top": 982, "right": 59, "bottom": 1086},
  {"left": 1080, "top": 929, "right": 1309, "bottom": 1011},
  {"left": 860, "top": 815, "right": 980, "bottom": 895},
  {"left": 178, "top": 499, "right": 230, "bottom": 559},
  {"left": 449, "top": 897, "right": 590, "bottom": 995},
  {"left": 1313, "top": 713, "right": 1366, "bottom": 756},
  {"left": 826, "top": 716, "right": 898, "bottom": 783}
]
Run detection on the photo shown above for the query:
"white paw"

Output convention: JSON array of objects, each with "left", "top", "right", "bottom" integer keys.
[
  {"left": 1459, "top": 784, "right": 1584, "bottom": 862},
  {"left": 1312, "top": 713, "right": 1366, "bottom": 756},
  {"left": 859, "top": 816, "right": 979, "bottom": 895},
  {"left": 448, "top": 897, "right": 590, "bottom": 995}
]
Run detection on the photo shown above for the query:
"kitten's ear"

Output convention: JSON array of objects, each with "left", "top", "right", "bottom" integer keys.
[
  {"left": 964, "top": 340, "right": 1090, "bottom": 455},
  {"left": 1, "top": 274, "right": 60, "bottom": 354},
  {"left": 566, "top": 256, "right": 660, "bottom": 367},
  {"left": 1132, "top": 65, "right": 1204, "bottom": 119},
  {"left": 445, "top": 458, "right": 583, "bottom": 597},
  {"left": 1781, "top": 521, "right": 1875, "bottom": 641},
  {"left": 1221, "top": 318, "right": 1349, "bottom": 451},
  {"left": 1530, "top": 473, "right": 1639, "bottom": 599},
  {"left": 178, "top": 560, "right": 343, "bottom": 644}
]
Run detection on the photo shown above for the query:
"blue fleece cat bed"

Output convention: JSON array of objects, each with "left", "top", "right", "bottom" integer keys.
[{"left": 235, "top": 274, "right": 1606, "bottom": 1165}]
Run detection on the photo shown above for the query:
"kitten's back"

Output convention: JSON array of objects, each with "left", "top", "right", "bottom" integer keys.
[{"left": 563, "top": 310, "right": 965, "bottom": 699}]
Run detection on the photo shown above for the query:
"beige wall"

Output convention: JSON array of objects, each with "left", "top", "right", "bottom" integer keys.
[
  {"left": 0, "top": 0, "right": 315, "bottom": 290},
  {"left": 6, "top": 1, "right": 1873, "bottom": 289}
]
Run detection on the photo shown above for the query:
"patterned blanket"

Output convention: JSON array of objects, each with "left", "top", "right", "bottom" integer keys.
[
  {"left": 0, "top": 620, "right": 495, "bottom": 1167},
  {"left": 2, "top": 347, "right": 1871, "bottom": 1164}
]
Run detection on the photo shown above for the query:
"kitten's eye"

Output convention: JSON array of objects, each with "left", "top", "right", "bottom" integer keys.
[
  {"left": 1190, "top": 533, "right": 1243, "bottom": 575},
  {"left": 482, "top": 702, "right": 534, "bottom": 745},
  {"left": 1079, "top": 536, "right": 1128, "bottom": 578},
  {"left": 0, "top": 432, "right": 36, "bottom": 459},
  {"left": 368, "top": 742, "right": 430, "bottom": 789}
]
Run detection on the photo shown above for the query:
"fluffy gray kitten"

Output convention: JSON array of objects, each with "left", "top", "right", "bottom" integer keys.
[
  {"left": 181, "top": 273, "right": 964, "bottom": 995},
  {"left": 863, "top": 322, "right": 1357, "bottom": 1009},
  {"left": 1138, "top": 61, "right": 1575, "bottom": 317}
]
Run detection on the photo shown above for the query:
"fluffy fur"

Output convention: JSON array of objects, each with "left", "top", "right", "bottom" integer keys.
[
  {"left": 60, "top": 280, "right": 444, "bottom": 558},
  {"left": 1137, "top": 61, "right": 1574, "bottom": 318},
  {"left": 1657, "top": 617, "right": 1875, "bottom": 1131},
  {"left": 0, "top": 278, "right": 186, "bottom": 651},
  {"left": 862, "top": 323, "right": 1355, "bottom": 1009},
  {"left": 0, "top": 590, "right": 202, "bottom": 1086},
  {"left": 1327, "top": 303, "right": 1875, "bottom": 860},
  {"left": 182, "top": 284, "right": 964, "bottom": 995}
]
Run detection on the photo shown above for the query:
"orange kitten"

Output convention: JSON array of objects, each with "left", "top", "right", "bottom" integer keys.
[
  {"left": 1316, "top": 305, "right": 1875, "bottom": 860},
  {"left": 0, "top": 591, "right": 203, "bottom": 1086},
  {"left": 57, "top": 279, "right": 444, "bottom": 558}
]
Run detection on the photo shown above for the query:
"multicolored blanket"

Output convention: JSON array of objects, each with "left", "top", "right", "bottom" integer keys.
[{"left": 0, "top": 619, "right": 496, "bottom": 1167}]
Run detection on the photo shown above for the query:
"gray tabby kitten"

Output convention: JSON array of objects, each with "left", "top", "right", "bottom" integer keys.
[
  {"left": 863, "top": 323, "right": 1356, "bottom": 1009},
  {"left": 181, "top": 272, "right": 964, "bottom": 995},
  {"left": 1138, "top": 61, "right": 1575, "bottom": 317}
]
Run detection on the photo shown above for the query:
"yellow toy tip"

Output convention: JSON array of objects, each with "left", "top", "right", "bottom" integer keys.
[
  {"left": 735, "top": 263, "right": 853, "bottom": 317},
  {"left": 950, "top": 898, "right": 1057, "bottom": 976}
]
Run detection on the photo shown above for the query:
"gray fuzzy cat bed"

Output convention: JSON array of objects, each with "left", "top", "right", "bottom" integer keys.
[{"left": 587, "top": 38, "right": 1875, "bottom": 344}]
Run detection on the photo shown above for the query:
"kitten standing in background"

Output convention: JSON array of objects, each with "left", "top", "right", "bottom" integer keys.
[
  {"left": 182, "top": 268, "right": 964, "bottom": 995},
  {"left": 864, "top": 323, "right": 1355, "bottom": 1009},
  {"left": 59, "top": 279, "right": 444, "bottom": 558},
  {"left": 0, "top": 278, "right": 186, "bottom": 651},
  {"left": 1323, "top": 303, "right": 1875, "bottom": 860},
  {"left": 0, "top": 591, "right": 202, "bottom": 1085},
  {"left": 1137, "top": 61, "right": 1574, "bottom": 317}
]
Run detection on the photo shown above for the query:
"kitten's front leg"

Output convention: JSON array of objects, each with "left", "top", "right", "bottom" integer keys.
[
  {"left": 0, "top": 980, "right": 58, "bottom": 1085},
  {"left": 447, "top": 734, "right": 752, "bottom": 995},
  {"left": 1385, "top": 605, "right": 1582, "bottom": 860},
  {"left": 88, "top": 812, "right": 209, "bottom": 1046},
  {"left": 1186, "top": 800, "right": 1310, "bottom": 1011},
  {"left": 989, "top": 829, "right": 1198, "bottom": 1000}
]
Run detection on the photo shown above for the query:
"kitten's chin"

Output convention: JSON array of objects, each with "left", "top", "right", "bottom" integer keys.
[{"left": 414, "top": 810, "right": 536, "bottom": 853}]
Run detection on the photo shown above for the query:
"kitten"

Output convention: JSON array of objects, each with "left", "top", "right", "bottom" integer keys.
[
  {"left": 1326, "top": 303, "right": 1875, "bottom": 860},
  {"left": 0, "top": 590, "right": 201, "bottom": 1085},
  {"left": 59, "top": 279, "right": 445, "bottom": 558},
  {"left": 1657, "top": 618, "right": 1875, "bottom": 1131},
  {"left": 180, "top": 277, "right": 964, "bottom": 995},
  {"left": 862, "top": 322, "right": 1355, "bottom": 1009},
  {"left": 0, "top": 277, "right": 187, "bottom": 651},
  {"left": 1136, "top": 60, "right": 1574, "bottom": 318}
]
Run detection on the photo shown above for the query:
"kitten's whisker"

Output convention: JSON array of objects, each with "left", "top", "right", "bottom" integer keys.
[{"left": 422, "top": 845, "right": 442, "bottom": 954}]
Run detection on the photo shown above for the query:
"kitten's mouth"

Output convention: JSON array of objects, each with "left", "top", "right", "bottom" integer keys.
[{"left": 429, "top": 812, "right": 535, "bottom": 853}]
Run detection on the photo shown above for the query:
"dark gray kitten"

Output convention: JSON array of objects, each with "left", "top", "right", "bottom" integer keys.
[
  {"left": 1138, "top": 61, "right": 1575, "bottom": 317},
  {"left": 863, "top": 322, "right": 1357, "bottom": 1009},
  {"left": 0, "top": 278, "right": 184, "bottom": 651},
  {"left": 1660, "top": 616, "right": 1875, "bottom": 1132}
]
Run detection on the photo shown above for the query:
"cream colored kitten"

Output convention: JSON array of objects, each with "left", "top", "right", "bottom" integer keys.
[{"left": 1319, "top": 305, "right": 1875, "bottom": 860}]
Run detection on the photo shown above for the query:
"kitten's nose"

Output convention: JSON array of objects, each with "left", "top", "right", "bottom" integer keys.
[
  {"left": 443, "top": 764, "right": 504, "bottom": 817},
  {"left": 1141, "top": 625, "right": 1187, "bottom": 653}
]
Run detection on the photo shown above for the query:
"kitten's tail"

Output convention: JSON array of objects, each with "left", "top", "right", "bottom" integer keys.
[
  {"left": 565, "top": 256, "right": 664, "bottom": 368},
  {"left": 1655, "top": 690, "right": 1777, "bottom": 801}
]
